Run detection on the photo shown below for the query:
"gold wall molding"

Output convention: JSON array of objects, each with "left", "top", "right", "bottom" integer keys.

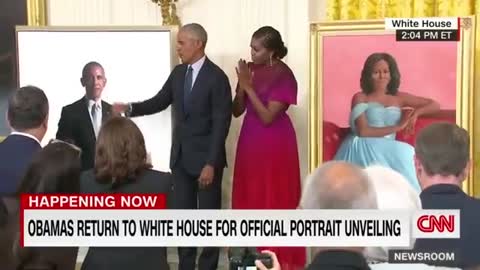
[{"left": 27, "top": 0, "right": 48, "bottom": 26}]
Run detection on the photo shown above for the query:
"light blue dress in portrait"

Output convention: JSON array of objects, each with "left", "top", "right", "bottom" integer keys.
[{"left": 334, "top": 102, "right": 421, "bottom": 192}]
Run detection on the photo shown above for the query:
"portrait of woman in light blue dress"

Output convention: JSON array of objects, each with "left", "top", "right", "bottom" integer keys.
[{"left": 334, "top": 52, "right": 440, "bottom": 192}]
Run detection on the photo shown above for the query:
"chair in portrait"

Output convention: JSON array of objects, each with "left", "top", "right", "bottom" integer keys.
[{"left": 308, "top": 17, "right": 477, "bottom": 196}]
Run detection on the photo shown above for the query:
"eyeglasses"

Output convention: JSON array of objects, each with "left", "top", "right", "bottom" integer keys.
[{"left": 48, "top": 139, "right": 82, "bottom": 154}]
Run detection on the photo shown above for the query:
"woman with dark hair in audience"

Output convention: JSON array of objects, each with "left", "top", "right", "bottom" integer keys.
[
  {"left": 231, "top": 26, "right": 305, "bottom": 270},
  {"left": 80, "top": 116, "right": 171, "bottom": 270},
  {"left": 0, "top": 141, "right": 82, "bottom": 270},
  {"left": 334, "top": 52, "right": 440, "bottom": 192}
]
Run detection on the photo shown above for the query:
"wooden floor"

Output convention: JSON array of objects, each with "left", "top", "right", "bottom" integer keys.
[{"left": 75, "top": 247, "right": 230, "bottom": 270}]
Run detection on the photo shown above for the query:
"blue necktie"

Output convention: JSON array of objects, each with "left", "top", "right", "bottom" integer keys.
[{"left": 183, "top": 66, "right": 193, "bottom": 112}]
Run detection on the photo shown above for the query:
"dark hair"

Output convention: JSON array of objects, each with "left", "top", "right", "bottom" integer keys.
[
  {"left": 252, "top": 26, "right": 288, "bottom": 59},
  {"left": 360, "top": 53, "right": 400, "bottom": 95},
  {"left": 7, "top": 85, "right": 49, "bottom": 131},
  {"left": 82, "top": 61, "right": 104, "bottom": 78},
  {"left": 13, "top": 142, "right": 81, "bottom": 266},
  {"left": 95, "top": 117, "right": 151, "bottom": 186},
  {"left": 415, "top": 123, "right": 470, "bottom": 177}
]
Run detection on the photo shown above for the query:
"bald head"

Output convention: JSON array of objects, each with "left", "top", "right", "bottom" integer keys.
[{"left": 300, "top": 161, "right": 377, "bottom": 210}]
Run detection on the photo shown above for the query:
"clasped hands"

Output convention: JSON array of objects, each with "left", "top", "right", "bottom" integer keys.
[{"left": 235, "top": 59, "right": 253, "bottom": 93}]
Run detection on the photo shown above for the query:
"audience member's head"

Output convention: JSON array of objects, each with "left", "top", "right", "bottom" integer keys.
[
  {"left": 177, "top": 23, "right": 207, "bottom": 64},
  {"left": 363, "top": 165, "right": 422, "bottom": 262},
  {"left": 94, "top": 116, "right": 152, "bottom": 187},
  {"left": 300, "top": 161, "right": 377, "bottom": 255},
  {"left": 7, "top": 141, "right": 81, "bottom": 266},
  {"left": 365, "top": 165, "right": 421, "bottom": 210},
  {"left": 7, "top": 85, "right": 49, "bottom": 141},
  {"left": 414, "top": 122, "right": 470, "bottom": 190},
  {"left": 81, "top": 61, "right": 106, "bottom": 102},
  {"left": 300, "top": 161, "right": 377, "bottom": 210}
]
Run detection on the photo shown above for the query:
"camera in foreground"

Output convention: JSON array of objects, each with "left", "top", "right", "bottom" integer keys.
[{"left": 229, "top": 247, "right": 273, "bottom": 270}]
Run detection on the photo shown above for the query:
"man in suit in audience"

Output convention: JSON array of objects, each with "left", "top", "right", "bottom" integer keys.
[
  {"left": 0, "top": 86, "right": 48, "bottom": 194},
  {"left": 300, "top": 161, "right": 376, "bottom": 270},
  {"left": 56, "top": 61, "right": 112, "bottom": 170},
  {"left": 113, "top": 23, "right": 232, "bottom": 270},
  {"left": 413, "top": 123, "right": 480, "bottom": 268}
]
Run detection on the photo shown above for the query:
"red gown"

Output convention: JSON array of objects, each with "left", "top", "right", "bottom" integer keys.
[{"left": 232, "top": 62, "right": 305, "bottom": 270}]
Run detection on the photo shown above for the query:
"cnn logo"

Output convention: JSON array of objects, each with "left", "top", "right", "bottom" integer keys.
[{"left": 412, "top": 210, "right": 460, "bottom": 239}]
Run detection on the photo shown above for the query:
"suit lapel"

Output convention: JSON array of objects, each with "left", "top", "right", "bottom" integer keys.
[
  {"left": 78, "top": 99, "right": 96, "bottom": 143},
  {"left": 101, "top": 101, "right": 111, "bottom": 123},
  {"left": 178, "top": 64, "right": 188, "bottom": 118}
]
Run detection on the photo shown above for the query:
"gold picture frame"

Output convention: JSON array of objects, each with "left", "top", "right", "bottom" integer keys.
[{"left": 309, "top": 17, "right": 477, "bottom": 196}]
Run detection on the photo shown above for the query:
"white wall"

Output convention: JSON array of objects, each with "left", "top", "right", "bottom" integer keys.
[{"left": 47, "top": 0, "right": 326, "bottom": 209}]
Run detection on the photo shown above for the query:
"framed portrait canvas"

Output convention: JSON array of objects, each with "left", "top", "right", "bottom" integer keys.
[
  {"left": 16, "top": 26, "right": 178, "bottom": 172},
  {"left": 308, "top": 17, "right": 476, "bottom": 196}
]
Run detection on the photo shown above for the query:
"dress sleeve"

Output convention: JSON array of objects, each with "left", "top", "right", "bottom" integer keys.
[
  {"left": 268, "top": 71, "right": 297, "bottom": 105},
  {"left": 349, "top": 103, "right": 369, "bottom": 134}
]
